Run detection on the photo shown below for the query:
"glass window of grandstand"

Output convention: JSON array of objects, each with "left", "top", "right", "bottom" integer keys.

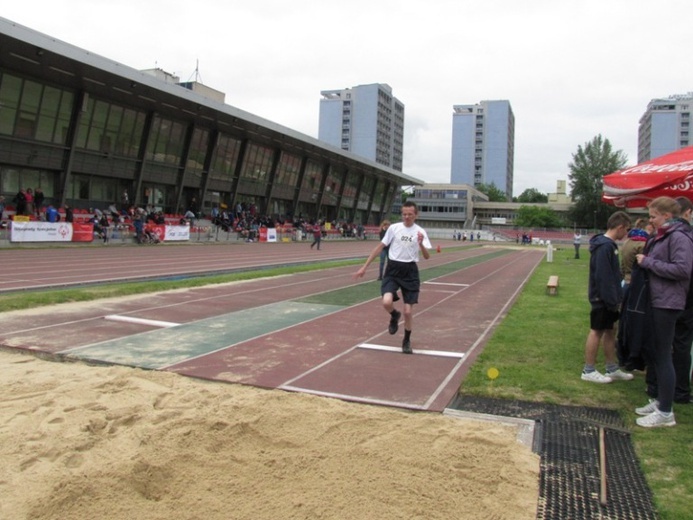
[
  {"left": 322, "top": 168, "right": 342, "bottom": 207},
  {"left": 238, "top": 144, "right": 274, "bottom": 196},
  {"left": 268, "top": 152, "right": 301, "bottom": 212},
  {"left": 65, "top": 174, "right": 131, "bottom": 212},
  {"left": 75, "top": 97, "right": 145, "bottom": 157},
  {"left": 0, "top": 73, "right": 74, "bottom": 145},
  {"left": 371, "top": 179, "right": 386, "bottom": 213},
  {"left": 142, "top": 185, "right": 173, "bottom": 213},
  {"left": 341, "top": 171, "right": 359, "bottom": 210},
  {"left": 358, "top": 176, "right": 374, "bottom": 212},
  {"left": 296, "top": 161, "right": 324, "bottom": 218},
  {"left": 274, "top": 152, "right": 301, "bottom": 187},
  {"left": 146, "top": 116, "right": 186, "bottom": 164},
  {"left": 209, "top": 134, "right": 241, "bottom": 182},
  {"left": 186, "top": 127, "right": 209, "bottom": 172}
]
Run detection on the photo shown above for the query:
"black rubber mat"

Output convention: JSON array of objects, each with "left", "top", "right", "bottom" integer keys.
[{"left": 448, "top": 396, "right": 658, "bottom": 520}]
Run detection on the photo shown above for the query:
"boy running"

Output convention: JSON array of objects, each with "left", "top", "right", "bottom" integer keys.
[{"left": 354, "top": 201, "right": 432, "bottom": 353}]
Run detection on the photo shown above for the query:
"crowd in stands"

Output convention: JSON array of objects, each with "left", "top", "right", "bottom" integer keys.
[{"left": 2, "top": 189, "right": 379, "bottom": 244}]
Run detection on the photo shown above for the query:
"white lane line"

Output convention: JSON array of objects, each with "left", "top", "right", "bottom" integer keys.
[
  {"left": 358, "top": 343, "right": 466, "bottom": 359},
  {"left": 104, "top": 315, "right": 180, "bottom": 328},
  {"left": 280, "top": 385, "right": 428, "bottom": 410},
  {"left": 423, "top": 281, "right": 470, "bottom": 287}
]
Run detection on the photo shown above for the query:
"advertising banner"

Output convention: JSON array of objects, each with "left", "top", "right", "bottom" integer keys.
[
  {"left": 266, "top": 228, "right": 277, "bottom": 243},
  {"left": 10, "top": 221, "right": 73, "bottom": 242},
  {"left": 164, "top": 225, "right": 190, "bottom": 241},
  {"left": 72, "top": 223, "right": 95, "bottom": 242}
]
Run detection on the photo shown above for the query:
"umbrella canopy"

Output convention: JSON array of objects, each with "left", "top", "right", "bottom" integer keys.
[{"left": 602, "top": 145, "right": 693, "bottom": 208}]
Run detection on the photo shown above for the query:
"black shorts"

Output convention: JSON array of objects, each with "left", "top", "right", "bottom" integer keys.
[
  {"left": 382, "top": 260, "right": 420, "bottom": 304},
  {"left": 590, "top": 305, "right": 620, "bottom": 331}
]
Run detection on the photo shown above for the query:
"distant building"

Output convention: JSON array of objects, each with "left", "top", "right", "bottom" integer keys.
[
  {"left": 407, "top": 183, "right": 488, "bottom": 229},
  {"left": 547, "top": 180, "right": 571, "bottom": 204},
  {"left": 410, "top": 181, "right": 573, "bottom": 230},
  {"left": 638, "top": 93, "right": 692, "bottom": 162},
  {"left": 141, "top": 68, "right": 226, "bottom": 104},
  {"left": 450, "top": 100, "right": 515, "bottom": 199},
  {"left": 319, "top": 83, "right": 404, "bottom": 171}
]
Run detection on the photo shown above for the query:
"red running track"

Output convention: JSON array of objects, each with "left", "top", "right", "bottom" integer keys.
[{"left": 0, "top": 242, "right": 544, "bottom": 411}]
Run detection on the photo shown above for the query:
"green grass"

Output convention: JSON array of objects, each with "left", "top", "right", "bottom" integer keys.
[
  {"left": 460, "top": 250, "right": 693, "bottom": 520},
  {"left": 2, "top": 246, "right": 691, "bottom": 519}
]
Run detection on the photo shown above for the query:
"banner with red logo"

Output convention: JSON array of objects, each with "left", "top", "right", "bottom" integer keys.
[{"left": 10, "top": 221, "right": 74, "bottom": 242}]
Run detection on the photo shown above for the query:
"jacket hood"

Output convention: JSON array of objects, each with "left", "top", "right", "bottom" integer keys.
[{"left": 588, "top": 233, "right": 614, "bottom": 252}]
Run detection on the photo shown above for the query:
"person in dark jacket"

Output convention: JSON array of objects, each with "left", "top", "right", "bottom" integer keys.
[
  {"left": 377, "top": 220, "right": 391, "bottom": 280},
  {"left": 634, "top": 196, "right": 693, "bottom": 427},
  {"left": 581, "top": 211, "right": 633, "bottom": 384}
]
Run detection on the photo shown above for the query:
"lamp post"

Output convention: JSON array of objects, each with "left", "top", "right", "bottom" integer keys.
[{"left": 593, "top": 210, "right": 597, "bottom": 232}]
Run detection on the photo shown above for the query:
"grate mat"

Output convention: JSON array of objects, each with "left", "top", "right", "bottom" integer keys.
[{"left": 449, "top": 396, "right": 658, "bottom": 520}]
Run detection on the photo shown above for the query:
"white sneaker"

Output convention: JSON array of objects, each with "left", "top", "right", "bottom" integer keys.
[
  {"left": 636, "top": 410, "right": 676, "bottom": 428},
  {"left": 581, "top": 370, "right": 612, "bottom": 384},
  {"left": 635, "top": 399, "right": 659, "bottom": 416},
  {"left": 606, "top": 369, "right": 634, "bottom": 381}
]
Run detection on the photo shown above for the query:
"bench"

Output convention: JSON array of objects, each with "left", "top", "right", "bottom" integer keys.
[{"left": 546, "top": 275, "right": 559, "bottom": 296}]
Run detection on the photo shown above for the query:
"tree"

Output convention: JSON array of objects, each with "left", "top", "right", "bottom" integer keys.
[
  {"left": 515, "top": 205, "right": 565, "bottom": 228},
  {"left": 568, "top": 135, "right": 627, "bottom": 229},
  {"left": 514, "top": 188, "right": 548, "bottom": 203},
  {"left": 475, "top": 182, "right": 507, "bottom": 202}
]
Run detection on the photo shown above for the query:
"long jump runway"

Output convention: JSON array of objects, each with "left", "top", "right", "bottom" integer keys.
[{"left": 0, "top": 243, "right": 544, "bottom": 412}]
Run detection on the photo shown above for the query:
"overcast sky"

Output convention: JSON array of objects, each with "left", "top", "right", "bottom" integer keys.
[{"left": 4, "top": 1, "right": 692, "bottom": 196}]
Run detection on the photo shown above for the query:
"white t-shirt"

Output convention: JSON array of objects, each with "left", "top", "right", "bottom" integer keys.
[{"left": 382, "top": 222, "right": 432, "bottom": 263}]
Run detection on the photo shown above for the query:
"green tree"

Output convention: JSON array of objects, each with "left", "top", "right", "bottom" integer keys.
[
  {"left": 515, "top": 205, "right": 565, "bottom": 228},
  {"left": 475, "top": 182, "right": 507, "bottom": 202},
  {"left": 514, "top": 188, "right": 548, "bottom": 203},
  {"left": 568, "top": 135, "right": 627, "bottom": 229}
]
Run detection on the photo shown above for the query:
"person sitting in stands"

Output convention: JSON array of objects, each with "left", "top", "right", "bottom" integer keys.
[
  {"left": 96, "top": 214, "right": 110, "bottom": 243},
  {"left": 46, "top": 205, "right": 60, "bottom": 223}
]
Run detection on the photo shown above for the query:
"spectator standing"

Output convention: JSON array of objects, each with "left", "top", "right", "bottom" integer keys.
[
  {"left": 24, "top": 188, "right": 34, "bottom": 216},
  {"left": 64, "top": 204, "right": 74, "bottom": 223},
  {"left": 634, "top": 196, "right": 693, "bottom": 427},
  {"left": 620, "top": 218, "right": 651, "bottom": 290},
  {"left": 13, "top": 188, "right": 27, "bottom": 216},
  {"left": 310, "top": 222, "right": 322, "bottom": 250},
  {"left": 573, "top": 232, "right": 582, "bottom": 259},
  {"left": 642, "top": 196, "right": 693, "bottom": 411},
  {"left": 377, "top": 220, "right": 391, "bottom": 280},
  {"left": 581, "top": 211, "right": 634, "bottom": 384},
  {"left": 33, "top": 188, "right": 44, "bottom": 217}
]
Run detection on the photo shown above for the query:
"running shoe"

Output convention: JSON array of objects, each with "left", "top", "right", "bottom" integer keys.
[
  {"left": 635, "top": 399, "right": 659, "bottom": 416},
  {"left": 581, "top": 370, "right": 612, "bottom": 384},
  {"left": 388, "top": 310, "right": 401, "bottom": 335},
  {"left": 636, "top": 410, "right": 676, "bottom": 428},
  {"left": 606, "top": 369, "right": 634, "bottom": 381},
  {"left": 402, "top": 338, "right": 412, "bottom": 354}
]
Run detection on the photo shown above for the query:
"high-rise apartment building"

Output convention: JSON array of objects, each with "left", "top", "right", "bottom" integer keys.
[
  {"left": 638, "top": 93, "right": 692, "bottom": 162},
  {"left": 319, "top": 83, "right": 404, "bottom": 171},
  {"left": 450, "top": 100, "right": 515, "bottom": 199}
]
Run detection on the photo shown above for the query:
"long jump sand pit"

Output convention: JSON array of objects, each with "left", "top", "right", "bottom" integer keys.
[{"left": 1, "top": 350, "right": 539, "bottom": 520}]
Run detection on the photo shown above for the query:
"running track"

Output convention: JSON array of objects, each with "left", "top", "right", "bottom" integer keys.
[{"left": 0, "top": 241, "right": 545, "bottom": 411}]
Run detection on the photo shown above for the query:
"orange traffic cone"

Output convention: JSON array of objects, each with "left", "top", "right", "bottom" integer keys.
[{"left": 436, "top": 245, "right": 441, "bottom": 253}]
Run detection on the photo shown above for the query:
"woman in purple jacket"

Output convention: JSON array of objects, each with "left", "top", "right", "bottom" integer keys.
[{"left": 635, "top": 196, "right": 693, "bottom": 427}]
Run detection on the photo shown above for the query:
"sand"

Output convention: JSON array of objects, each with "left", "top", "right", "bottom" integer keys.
[{"left": 0, "top": 350, "right": 539, "bottom": 520}]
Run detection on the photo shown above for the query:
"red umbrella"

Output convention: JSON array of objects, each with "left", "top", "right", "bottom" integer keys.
[{"left": 602, "top": 145, "right": 693, "bottom": 208}]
